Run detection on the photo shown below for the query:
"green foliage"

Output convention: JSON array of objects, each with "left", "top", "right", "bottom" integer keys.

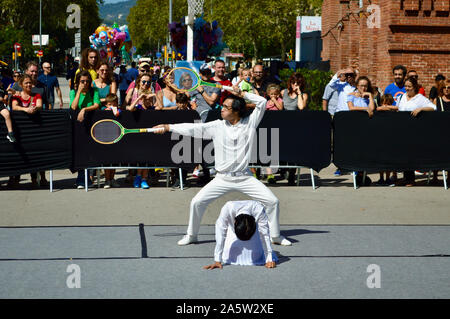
[
  {"left": 0, "top": 0, "right": 102, "bottom": 70},
  {"left": 128, "top": 0, "right": 188, "bottom": 53},
  {"left": 279, "top": 67, "right": 332, "bottom": 111},
  {"left": 127, "top": 0, "right": 322, "bottom": 59}
]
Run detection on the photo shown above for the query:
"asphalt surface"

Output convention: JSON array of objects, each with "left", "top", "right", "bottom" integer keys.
[{"left": 0, "top": 77, "right": 449, "bottom": 301}]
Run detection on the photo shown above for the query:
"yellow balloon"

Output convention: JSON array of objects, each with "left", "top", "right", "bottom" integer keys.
[{"left": 95, "top": 25, "right": 107, "bottom": 36}]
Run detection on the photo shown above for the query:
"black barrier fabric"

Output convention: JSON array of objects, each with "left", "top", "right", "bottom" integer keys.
[
  {"left": 72, "top": 110, "right": 202, "bottom": 170},
  {"left": 333, "top": 111, "right": 450, "bottom": 171},
  {"left": 205, "top": 109, "right": 332, "bottom": 172},
  {"left": 0, "top": 111, "right": 72, "bottom": 178}
]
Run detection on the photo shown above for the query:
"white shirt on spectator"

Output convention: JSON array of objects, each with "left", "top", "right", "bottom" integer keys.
[
  {"left": 397, "top": 93, "right": 436, "bottom": 112},
  {"left": 328, "top": 73, "right": 356, "bottom": 113},
  {"left": 214, "top": 200, "right": 273, "bottom": 265}
]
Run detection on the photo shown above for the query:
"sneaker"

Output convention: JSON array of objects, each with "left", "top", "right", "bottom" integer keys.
[
  {"left": 267, "top": 174, "right": 276, "bottom": 184},
  {"left": 192, "top": 169, "right": 201, "bottom": 178},
  {"left": 334, "top": 169, "right": 341, "bottom": 176},
  {"left": 40, "top": 179, "right": 49, "bottom": 187},
  {"left": 271, "top": 235, "right": 292, "bottom": 246},
  {"left": 134, "top": 175, "right": 142, "bottom": 188},
  {"left": 141, "top": 180, "right": 150, "bottom": 189},
  {"left": 6, "top": 132, "right": 16, "bottom": 143},
  {"left": 374, "top": 179, "right": 386, "bottom": 186},
  {"left": 104, "top": 181, "right": 111, "bottom": 189},
  {"left": 177, "top": 235, "right": 198, "bottom": 246},
  {"left": 77, "top": 185, "right": 84, "bottom": 189},
  {"left": 415, "top": 170, "right": 425, "bottom": 175}
]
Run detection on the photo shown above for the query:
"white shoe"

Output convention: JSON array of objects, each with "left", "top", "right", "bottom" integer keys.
[
  {"left": 104, "top": 181, "right": 111, "bottom": 189},
  {"left": 177, "top": 234, "right": 198, "bottom": 246},
  {"left": 271, "top": 235, "right": 292, "bottom": 246}
]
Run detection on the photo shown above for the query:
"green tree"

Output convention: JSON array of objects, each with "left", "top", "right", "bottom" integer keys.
[
  {"left": 0, "top": 0, "right": 102, "bottom": 71},
  {"left": 128, "top": 0, "right": 188, "bottom": 55}
]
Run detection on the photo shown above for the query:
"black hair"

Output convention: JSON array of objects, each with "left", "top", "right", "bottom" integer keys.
[
  {"left": 223, "top": 95, "right": 247, "bottom": 118},
  {"left": 435, "top": 74, "right": 446, "bottom": 82},
  {"left": 176, "top": 92, "right": 189, "bottom": 104},
  {"left": 234, "top": 214, "right": 256, "bottom": 241},
  {"left": 392, "top": 65, "right": 407, "bottom": 76}
]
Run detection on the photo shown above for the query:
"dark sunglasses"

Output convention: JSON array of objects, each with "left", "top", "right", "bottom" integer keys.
[
  {"left": 444, "top": 86, "right": 450, "bottom": 90},
  {"left": 80, "top": 80, "right": 89, "bottom": 84},
  {"left": 141, "top": 80, "right": 151, "bottom": 84},
  {"left": 345, "top": 73, "right": 355, "bottom": 77}
]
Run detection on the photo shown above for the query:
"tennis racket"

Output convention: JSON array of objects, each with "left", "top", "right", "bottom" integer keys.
[
  {"left": 165, "top": 67, "right": 235, "bottom": 93},
  {"left": 90, "top": 119, "right": 164, "bottom": 144}
]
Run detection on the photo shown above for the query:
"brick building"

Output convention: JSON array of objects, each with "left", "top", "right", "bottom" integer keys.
[{"left": 321, "top": 0, "right": 450, "bottom": 94}]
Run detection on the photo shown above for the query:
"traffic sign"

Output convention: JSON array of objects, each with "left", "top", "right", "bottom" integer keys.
[
  {"left": 156, "top": 52, "right": 162, "bottom": 58},
  {"left": 14, "top": 42, "right": 21, "bottom": 51},
  {"left": 37, "top": 50, "right": 44, "bottom": 57}
]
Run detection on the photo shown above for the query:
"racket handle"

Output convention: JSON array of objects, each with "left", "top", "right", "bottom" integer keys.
[
  {"left": 220, "top": 85, "right": 239, "bottom": 93},
  {"left": 143, "top": 128, "right": 165, "bottom": 133}
]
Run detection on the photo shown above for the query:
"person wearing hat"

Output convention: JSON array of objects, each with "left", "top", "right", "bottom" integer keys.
[{"left": 203, "top": 200, "right": 277, "bottom": 270}]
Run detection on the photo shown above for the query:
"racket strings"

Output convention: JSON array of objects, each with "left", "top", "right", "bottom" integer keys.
[{"left": 92, "top": 121, "right": 122, "bottom": 143}]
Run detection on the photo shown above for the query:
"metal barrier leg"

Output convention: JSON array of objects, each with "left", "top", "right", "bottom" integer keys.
[
  {"left": 353, "top": 172, "right": 358, "bottom": 189},
  {"left": 179, "top": 168, "right": 184, "bottom": 190},
  {"left": 97, "top": 169, "right": 100, "bottom": 188},
  {"left": 296, "top": 167, "right": 301, "bottom": 186},
  {"left": 85, "top": 169, "right": 88, "bottom": 192},
  {"left": 427, "top": 170, "right": 432, "bottom": 185},
  {"left": 310, "top": 168, "right": 316, "bottom": 190},
  {"left": 49, "top": 170, "right": 53, "bottom": 193},
  {"left": 362, "top": 171, "right": 366, "bottom": 185},
  {"left": 443, "top": 170, "right": 448, "bottom": 190}
]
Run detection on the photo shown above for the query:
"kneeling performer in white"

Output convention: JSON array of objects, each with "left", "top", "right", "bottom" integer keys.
[
  {"left": 204, "top": 200, "right": 278, "bottom": 269},
  {"left": 154, "top": 88, "right": 291, "bottom": 246}
]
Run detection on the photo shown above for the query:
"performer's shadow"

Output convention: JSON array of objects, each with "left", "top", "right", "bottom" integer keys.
[{"left": 280, "top": 228, "right": 329, "bottom": 244}]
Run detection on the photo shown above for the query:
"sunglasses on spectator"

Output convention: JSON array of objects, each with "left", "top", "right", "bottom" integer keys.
[
  {"left": 141, "top": 80, "right": 151, "bottom": 84},
  {"left": 345, "top": 73, "right": 355, "bottom": 77},
  {"left": 444, "top": 86, "right": 450, "bottom": 90},
  {"left": 409, "top": 75, "right": 418, "bottom": 79},
  {"left": 80, "top": 80, "right": 89, "bottom": 84}
]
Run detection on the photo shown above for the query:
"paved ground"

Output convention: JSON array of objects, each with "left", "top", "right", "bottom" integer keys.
[{"left": 1, "top": 77, "right": 449, "bottom": 301}]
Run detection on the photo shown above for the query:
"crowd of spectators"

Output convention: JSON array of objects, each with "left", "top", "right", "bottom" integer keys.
[{"left": 1, "top": 47, "right": 449, "bottom": 189}]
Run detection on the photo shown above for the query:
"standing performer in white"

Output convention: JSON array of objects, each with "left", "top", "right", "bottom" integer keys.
[
  {"left": 203, "top": 200, "right": 277, "bottom": 269},
  {"left": 154, "top": 87, "right": 291, "bottom": 246}
]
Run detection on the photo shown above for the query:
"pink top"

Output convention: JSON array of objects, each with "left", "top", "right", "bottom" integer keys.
[{"left": 266, "top": 97, "right": 283, "bottom": 111}]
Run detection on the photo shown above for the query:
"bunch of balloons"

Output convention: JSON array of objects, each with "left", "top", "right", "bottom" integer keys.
[
  {"left": 89, "top": 23, "right": 134, "bottom": 65},
  {"left": 169, "top": 17, "right": 227, "bottom": 60}
]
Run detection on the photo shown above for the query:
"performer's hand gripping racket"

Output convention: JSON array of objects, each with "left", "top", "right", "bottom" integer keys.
[
  {"left": 90, "top": 119, "right": 164, "bottom": 144},
  {"left": 165, "top": 67, "right": 236, "bottom": 93}
]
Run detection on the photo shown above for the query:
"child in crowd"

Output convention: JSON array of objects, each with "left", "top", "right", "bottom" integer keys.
[
  {"left": 239, "top": 68, "right": 253, "bottom": 93},
  {"left": 265, "top": 84, "right": 284, "bottom": 111},
  {"left": 264, "top": 84, "right": 284, "bottom": 184},
  {"left": 375, "top": 94, "right": 397, "bottom": 186},
  {"left": 103, "top": 94, "right": 121, "bottom": 189},
  {"left": 0, "top": 85, "right": 16, "bottom": 143},
  {"left": 176, "top": 92, "right": 194, "bottom": 110}
]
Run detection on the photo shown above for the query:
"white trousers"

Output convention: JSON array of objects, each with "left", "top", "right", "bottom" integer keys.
[{"left": 187, "top": 174, "right": 280, "bottom": 238}]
